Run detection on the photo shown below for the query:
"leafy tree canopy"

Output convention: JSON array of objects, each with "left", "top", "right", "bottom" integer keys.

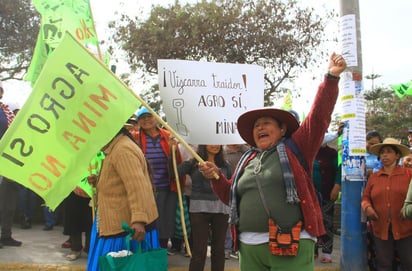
[
  {"left": 110, "top": 0, "right": 334, "bottom": 107},
  {"left": 364, "top": 86, "right": 412, "bottom": 145},
  {"left": 0, "top": 0, "right": 39, "bottom": 81}
]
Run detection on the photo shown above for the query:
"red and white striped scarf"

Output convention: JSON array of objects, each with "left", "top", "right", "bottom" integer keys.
[{"left": 0, "top": 102, "right": 15, "bottom": 127}]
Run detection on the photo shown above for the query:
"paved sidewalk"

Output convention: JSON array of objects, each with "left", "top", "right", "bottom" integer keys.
[{"left": 0, "top": 223, "right": 340, "bottom": 270}]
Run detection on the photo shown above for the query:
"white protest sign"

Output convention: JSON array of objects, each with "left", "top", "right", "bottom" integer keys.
[{"left": 158, "top": 60, "right": 264, "bottom": 144}]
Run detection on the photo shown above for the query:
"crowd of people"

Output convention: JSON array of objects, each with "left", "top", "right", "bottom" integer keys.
[{"left": 1, "top": 51, "right": 412, "bottom": 271}]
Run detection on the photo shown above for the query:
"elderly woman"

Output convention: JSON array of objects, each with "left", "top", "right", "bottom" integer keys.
[
  {"left": 362, "top": 138, "right": 412, "bottom": 271},
  {"left": 134, "top": 107, "right": 185, "bottom": 252},
  {"left": 199, "top": 53, "right": 346, "bottom": 271},
  {"left": 87, "top": 127, "right": 159, "bottom": 271}
]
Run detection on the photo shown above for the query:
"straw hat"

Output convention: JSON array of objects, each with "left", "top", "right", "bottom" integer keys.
[
  {"left": 369, "top": 137, "right": 410, "bottom": 157},
  {"left": 237, "top": 108, "right": 299, "bottom": 147}
]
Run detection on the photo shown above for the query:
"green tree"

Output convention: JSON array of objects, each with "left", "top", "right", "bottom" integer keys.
[
  {"left": 110, "top": 0, "right": 333, "bottom": 108},
  {"left": 139, "top": 83, "right": 166, "bottom": 119},
  {"left": 0, "top": 0, "right": 39, "bottom": 81},
  {"left": 364, "top": 86, "right": 412, "bottom": 145}
]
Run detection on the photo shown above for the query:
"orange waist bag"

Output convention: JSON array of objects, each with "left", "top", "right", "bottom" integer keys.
[{"left": 268, "top": 219, "right": 302, "bottom": 256}]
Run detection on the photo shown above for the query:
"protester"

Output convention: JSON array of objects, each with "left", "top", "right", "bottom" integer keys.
[
  {"left": 402, "top": 151, "right": 412, "bottom": 219},
  {"left": 63, "top": 188, "right": 93, "bottom": 261},
  {"left": 42, "top": 206, "right": 57, "bottom": 231},
  {"left": 364, "top": 130, "right": 385, "bottom": 270},
  {"left": 199, "top": 53, "right": 346, "bottom": 271},
  {"left": 17, "top": 185, "right": 39, "bottom": 230},
  {"left": 175, "top": 145, "right": 232, "bottom": 271},
  {"left": 366, "top": 130, "right": 383, "bottom": 178},
  {"left": 403, "top": 182, "right": 412, "bottom": 220},
  {"left": 408, "top": 129, "right": 412, "bottom": 151},
  {"left": 0, "top": 81, "right": 22, "bottom": 248},
  {"left": 86, "top": 127, "right": 158, "bottom": 271},
  {"left": 6, "top": 107, "right": 38, "bottom": 231},
  {"left": 224, "top": 144, "right": 250, "bottom": 168},
  {"left": 362, "top": 138, "right": 412, "bottom": 270},
  {"left": 312, "top": 136, "right": 340, "bottom": 263},
  {"left": 170, "top": 144, "right": 197, "bottom": 256},
  {"left": 124, "top": 114, "right": 138, "bottom": 132},
  {"left": 223, "top": 144, "right": 250, "bottom": 259},
  {"left": 135, "top": 106, "right": 185, "bottom": 254},
  {"left": 402, "top": 153, "right": 412, "bottom": 169}
]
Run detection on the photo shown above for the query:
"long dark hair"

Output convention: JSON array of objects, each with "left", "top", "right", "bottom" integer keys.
[{"left": 197, "top": 145, "right": 226, "bottom": 168}]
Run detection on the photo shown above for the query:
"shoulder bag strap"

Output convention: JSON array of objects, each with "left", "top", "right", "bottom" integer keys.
[{"left": 255, "top": 173, "right": 272, "bottom": 219}]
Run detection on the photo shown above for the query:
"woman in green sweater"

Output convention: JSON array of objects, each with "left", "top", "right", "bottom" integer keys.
[
  {"left": 199, "top": 53, "right": 346, "bottom": 271},
  {"left": 402, "top": 153, "right": 412, "bottom": 219}
]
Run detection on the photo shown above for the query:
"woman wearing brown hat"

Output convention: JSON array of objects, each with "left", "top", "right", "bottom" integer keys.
[
  {"left": 361, "top": 138, "right": 412, "bottom": 271},
  {"left": 199, "top": 53, "right": 346, "bottom": 271}
]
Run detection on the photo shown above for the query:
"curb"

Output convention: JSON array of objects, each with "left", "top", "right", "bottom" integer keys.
[
  {"left": 0, "top": 263, "right": 85, "bottom": 271},
  {"left": 0, "top": 263, "right": 340, "bottom": 271}
]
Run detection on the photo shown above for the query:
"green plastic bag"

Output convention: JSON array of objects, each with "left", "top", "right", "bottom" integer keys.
[
  {"left": 99, "top": 223, "right": 167, "bottom": 271},
  {"left": 99, "top": 244, "right": 167, "bottom": 271}
]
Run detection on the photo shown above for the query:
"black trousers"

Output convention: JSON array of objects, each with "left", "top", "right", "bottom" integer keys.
[
  {"left": 71, "top": 231, "right": 91, "bottom": 252},
  {"left": 374, "top": 231, "right": 412, "bottom": 271},
  {"left": 189, "top": 212, "right": 228, "bottom": 271},
  {"left": 0, "top": 177, "right": 19, "bottom": 239}
]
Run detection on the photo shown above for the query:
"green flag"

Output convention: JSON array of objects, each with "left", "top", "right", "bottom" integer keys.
[
  {"left": 0, "top": 33, "right": 141, "bottom": 210},
  {"left": 24, "top": 32, "right": 49, "bottom": 86},
  {"left": 281, "top": 90, "right": 292, "bottom": 110},
  {"left": 77, "top": 151, "right": 104, "bottom": 198},
  {"left": 390, "top": 81, "right": 412, "bottom": 98},
  {"left": 25, "top": 0, "right": 98, "bottom": 86}
]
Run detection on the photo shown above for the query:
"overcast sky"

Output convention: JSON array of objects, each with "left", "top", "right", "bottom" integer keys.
[{"left": 3, "top": 0, "right": 411, "bottom": 112}]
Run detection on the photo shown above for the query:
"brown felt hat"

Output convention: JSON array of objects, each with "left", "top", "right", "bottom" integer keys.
[
  {"left": 369, "top": 137, "right": 411, "bottom": 157},
  {"left": 237, "top": 108, "right": 299, "bottom": 147}
]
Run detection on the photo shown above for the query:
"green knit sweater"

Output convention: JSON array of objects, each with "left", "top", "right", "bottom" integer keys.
[{"left": 237, "top": 148, "right": 303, "bottom": 233}]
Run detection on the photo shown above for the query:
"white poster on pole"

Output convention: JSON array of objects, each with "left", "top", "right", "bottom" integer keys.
[
  {"left": 340, "top": 72, "right": 366, "bottom": 156},
  {"left": 158, "top": 60, "right": 264, "bottom": 144},
  {"left": 340, "top": 14, "right": 358, "bottom": 67}
]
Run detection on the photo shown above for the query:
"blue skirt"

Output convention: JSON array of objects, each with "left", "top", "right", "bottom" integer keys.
[{"left": 87, "top": 219, "right": 160, "bottom": 271}]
